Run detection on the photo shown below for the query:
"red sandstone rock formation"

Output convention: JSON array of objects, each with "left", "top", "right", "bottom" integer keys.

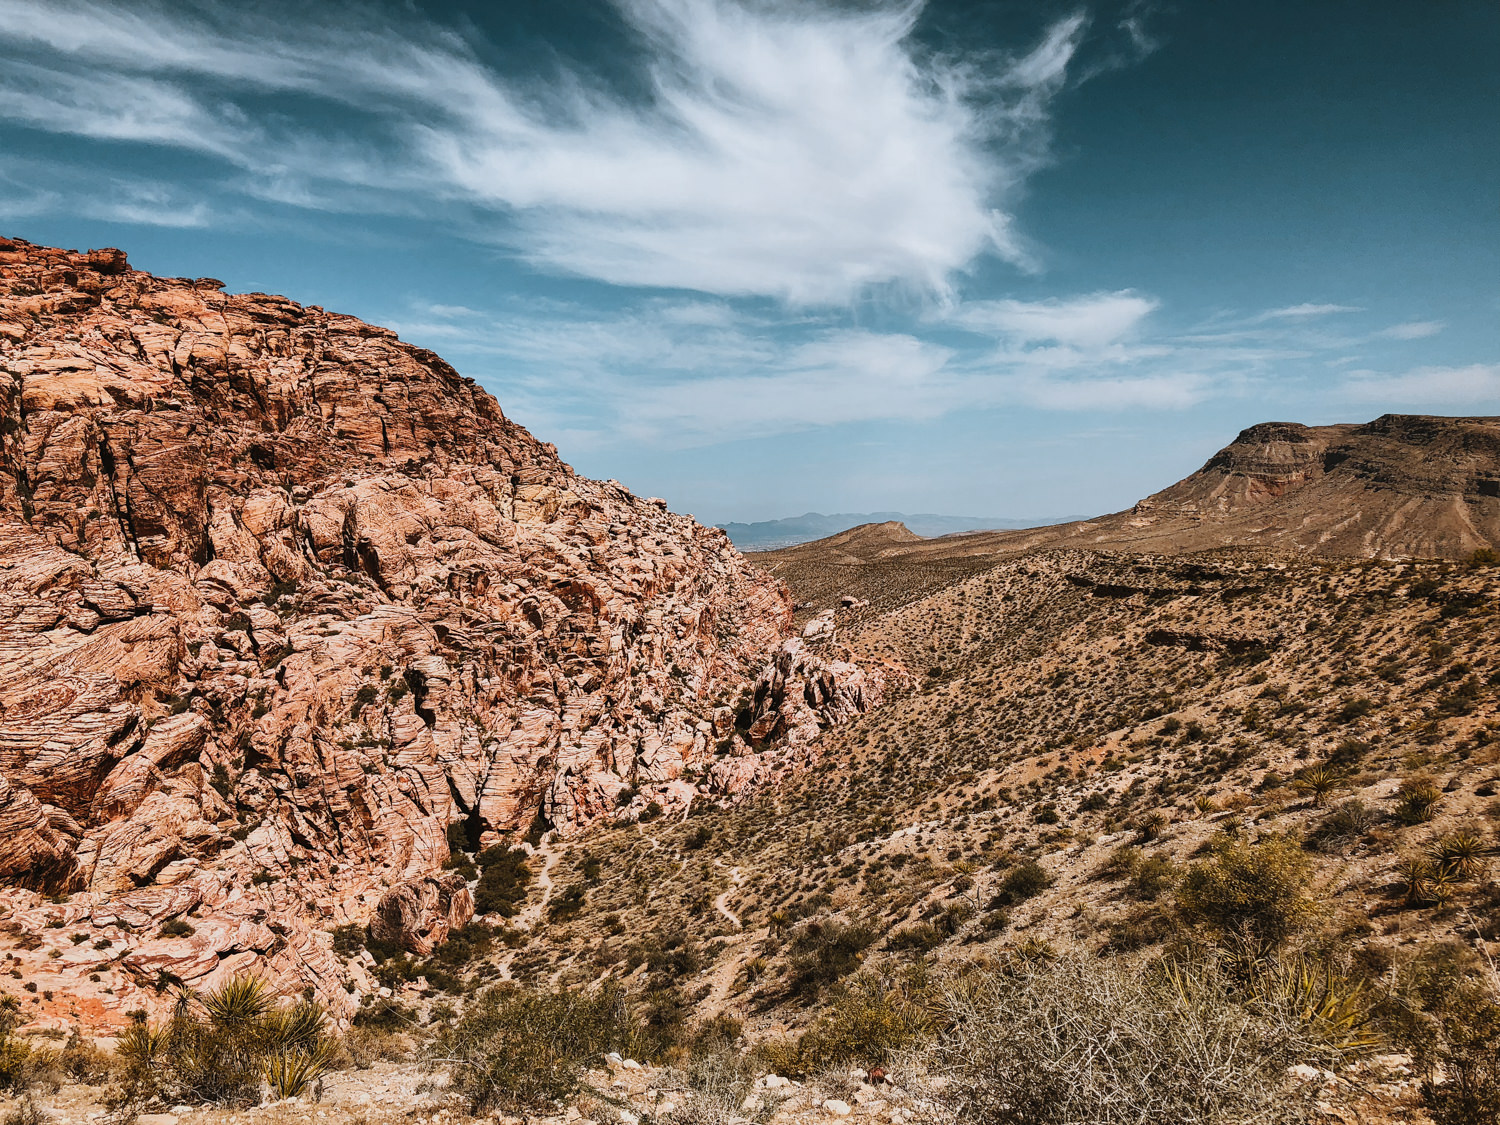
[{"left": 0, "top": 238, "right": 879, "bottom": 1030}]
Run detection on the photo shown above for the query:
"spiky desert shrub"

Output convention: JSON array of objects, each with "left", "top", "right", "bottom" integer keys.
[
  {"left": 1176, "top": 834, "right": 1314, "bottom": 953},
  {"left": 1430, "top": 831, "right": 1494, "bottom": 880},
  {"left": 1395, "top": 857, "right": 1456, "bottom": 908},
  {"left": 928, "top": 956, "right": 1318, "bottom": 1125},
  {"left": 1250, "top": 955, "right": 1382, "bottom": 1060},
  {"left": 1290, "top": 763, "right": 1346, "bottom": 808},
  {"left": 110, "top": 976, "right": 333, "bottom": 1109},
  {"left": 1395, "top": 777, "right": 1443, "bottom": 825}
]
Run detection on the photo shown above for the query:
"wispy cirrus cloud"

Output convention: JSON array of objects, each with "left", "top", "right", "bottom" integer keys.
[
  {"left": 0, "top": 0, "right": 1092, "bottom": 303},
  {"left": 1378, "top": 320, "right": 1445, "bottom": 340},
  {"left": 1256, "top": 302, "right": 1364, "bottom": 321},
  {"left": 945, "top": 290, "right": 1160, "bottom": 348},
  {"left": 390, "top": 291, "right": 1217, "bottom": 449}
]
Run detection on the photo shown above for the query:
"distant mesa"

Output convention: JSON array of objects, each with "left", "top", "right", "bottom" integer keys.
[
  {"left": 762, "top": 415, "right": 1500, "bottom": 565},
  {"left": 720, "top": 510, "right": 1078, "bottom": 551}
]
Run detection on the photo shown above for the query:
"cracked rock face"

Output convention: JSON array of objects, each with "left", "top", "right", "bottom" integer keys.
[{"left": 0, "top": 238, "right": 879, "bottom": 1028}]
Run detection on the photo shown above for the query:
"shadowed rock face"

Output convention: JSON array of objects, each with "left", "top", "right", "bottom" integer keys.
[{"left": 0, "top": 238, "right": 881, "bottom": 1028}]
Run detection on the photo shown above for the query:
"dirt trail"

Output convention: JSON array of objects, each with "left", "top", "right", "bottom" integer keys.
[
  {"left": 713, "top": 859, "right": 744, "bottom": 930},
  {"left": 496, "top": 838, "right": 561, "bottom": 981}
]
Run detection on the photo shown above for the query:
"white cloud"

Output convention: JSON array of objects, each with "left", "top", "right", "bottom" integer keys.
[
  {"left": 0, "top": 0, "right": 1088, "bottom": 304},
  {"left": 947, "top": 290, "right": 1159, "bottom": 348},
  {"left": 1342, "top": 363, "right": 1500, "bottom": 405},
  {"left": 1378, "top": 320, "right": 1445, "bottom": 340}
]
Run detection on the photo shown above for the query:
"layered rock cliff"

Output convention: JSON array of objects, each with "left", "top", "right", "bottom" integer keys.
[{"left": 0, "top": 238, "right": 881, "bottom": 1028}]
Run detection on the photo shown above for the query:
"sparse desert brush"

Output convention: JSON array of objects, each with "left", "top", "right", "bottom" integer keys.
[
  {"left": 786, "top": 920, "right": 877, "bottom": 996},
  {"left": 440, "top": 981, "right": 635, "bottom": 1113},
  {"left": 792, "top": 972, "right": 934, "bottom": 1072},
  {"left": 988, "top": 860, "right": 1053, "bottom": 907},
  {"left": 1310, "top": 798, "right": 1381, "bottom": 851}
]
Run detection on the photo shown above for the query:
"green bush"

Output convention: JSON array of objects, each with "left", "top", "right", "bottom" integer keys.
[
  {"left": 797, "top": 973, "right": 932, "bottom": 1069},
  {"left": 440, "top": 983, "right": 634, "bottom": 1113},
  {"left": 473, "top": 846, "right": 533, "bottom": 917},
  {"left": 1176, "top": 835, "right": 1314, "bottom": 953},
  {"left": 786, "top": 921, "right": 877, "bottom": 997},
  {"left": 989, "top": 861, "right": 1053, "bottom": 907}
]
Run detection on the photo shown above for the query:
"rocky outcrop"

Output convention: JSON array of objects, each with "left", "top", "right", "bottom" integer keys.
[
  {"left": 0, "top": 238, "right": 881, "bottom": 1028},
  {"left": 368, "top": 873, "right": 473, "bottom": 956}
]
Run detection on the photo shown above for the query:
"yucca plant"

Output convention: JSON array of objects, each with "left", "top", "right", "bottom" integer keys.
[
  {"left": 258, "top": 1000, "right": 326, "bottom": 1054},
  {"left": 1396, "top": 778, "right": 1443, "bottom": 825},
  {"left": 1290, "top": 763, "right": 1346, "bottom": 808},
  {"left": 106, "top": 976, "right": 334, "bottom": 1111},
  {"left": 202, "top": 975, "right": 276, "bottom": 1026},
  {"left": 1139, "top": 811, "right": 1169, "bottom": 841},
  {"left": 262, "top": 1038, "right": 335, "bottom": 1101},
  {"left": 1396, "top": 857, "right": 1457, "bottom": 907},
  {"left": 1252, "top": 956, "right": 1384, "bottom": 1061},
  {"left": 1194, "top": 794, "right": 1219, "bottom": 816},
  {"left": 1430, "top": 831, "right": 1494, "bottom": 880},
  {"left": 1396, "top": 857, "right": 1436, "bottom": 905}
]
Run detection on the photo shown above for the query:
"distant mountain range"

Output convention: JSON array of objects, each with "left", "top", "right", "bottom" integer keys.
[{"left": 718, "top": 511, "right": 1079, "bottom": 551}]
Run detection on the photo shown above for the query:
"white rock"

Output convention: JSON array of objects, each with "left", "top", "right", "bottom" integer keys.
[
  {"left": 824, "top": 1099, "right": 852, "bottom": 1116},
  {"left": 621, "top": 1058, "right": 643, "bottom": 1071},
  {"left": 763, "top": 1074, "right": 790, "bottom": 1089},
  {"left": 619, "top": 1113, "right": 639, "bottom": 1125}
]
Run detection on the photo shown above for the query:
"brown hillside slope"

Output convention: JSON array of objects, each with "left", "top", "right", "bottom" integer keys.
[
  {"left": 517, "top": 549, "right": 1499, "bottom": 1075},
  {"left": 0, "top": 238, "right": 880, "bottom": 1028}
]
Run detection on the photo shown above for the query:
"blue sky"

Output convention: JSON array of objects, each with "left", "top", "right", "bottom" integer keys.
[{"left": 1, "top": 0, "right": 1496, "bottom": 524}]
